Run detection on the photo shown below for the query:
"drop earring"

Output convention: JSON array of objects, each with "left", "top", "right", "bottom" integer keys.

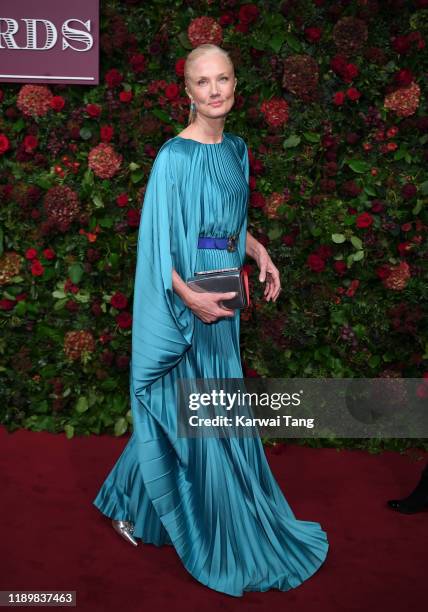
[{"left": 190, "top": 101, "right": 196, "bottom": 112}]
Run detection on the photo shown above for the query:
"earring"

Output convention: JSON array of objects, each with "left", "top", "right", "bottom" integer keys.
[{"left": 190, "top": 101, "right": 196, "bottom": 112}]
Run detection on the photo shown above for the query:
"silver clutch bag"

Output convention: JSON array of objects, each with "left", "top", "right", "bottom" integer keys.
[{"left": 186, "top": 266, "right": 249, "bottom": 309}]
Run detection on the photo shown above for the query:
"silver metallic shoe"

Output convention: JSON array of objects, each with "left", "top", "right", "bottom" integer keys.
[{"left": 111, "top": 519, "right": 139, "bottom": 546}]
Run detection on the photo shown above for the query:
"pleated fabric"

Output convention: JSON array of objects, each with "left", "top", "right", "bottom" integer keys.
[{"left": 93, "top": 132, "right": 329, "bottom": 597}]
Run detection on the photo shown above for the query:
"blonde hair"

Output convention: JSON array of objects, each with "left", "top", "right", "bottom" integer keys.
[{"left": 184, "top": 44, "right": 235, "bottom": 125}]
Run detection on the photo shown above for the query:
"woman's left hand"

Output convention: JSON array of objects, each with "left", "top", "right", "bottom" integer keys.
[{"left": 253, "top": 245, "right": 281, "bottom": 302}]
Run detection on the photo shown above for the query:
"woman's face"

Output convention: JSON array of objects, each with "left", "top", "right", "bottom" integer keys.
[{"left": 186, "top": 53, "right": 236, "bottom": 119}]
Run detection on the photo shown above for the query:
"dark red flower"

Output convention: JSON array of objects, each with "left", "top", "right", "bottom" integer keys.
[
  {"left": 116, "top": 311, "right": 132, "bottom": 329},
  {"left": 165, "top": 83, "right": 180, "bottom": 100},
  {"left": 334, "top": 260, "right": 347, "bottom": 275},
  {"left": 127, "top": 209, "right": 140, "bottom": 228},
  {"left": 0, "top": 299, "right": 16, "bottom": 310},
  {"left": 119, "top": 90, "right": 133, "bottom": 103},
  {"left": 401, "top": 183, "right": 417, "bottom": 199},
  {"left": 30, "top": 260, "right": 44, "bottom": 276},
  {"left": 86, "top": 103, "right": 102, "bottom": 118},
  {"left": 0, "top": 134, "right": 10, "bottom": 154},
  {"left": 25, "top": 248, "right": 38, "bottom": 260},
  {"left": 305, "top": 27, "right": 322, "bottom": 43},
  {"left": 43, "top": 248, "right": 56, "bottom": 260},
  {"left": 23, "top": 135, "right": 38, "bottom": 152},
  {"left": 50, "top": 96, "right": 65, "bottom": 111},
  {"left": 100, "top": 125, "right": 114, "bottom": 142},
  {"left": 307, "top": 253, "right": 326, "bottom": 273},
  {"left": 110, "top": 291, "right": 128, "bottom": 310},
  {"left": 105, "top": 68, "right": 123, "bottom": 88},
  {"left": 238, "top": 3, "right": 260, "bottom": 24},
  {"left": 356, "top": 212, "right": 374, "bottom": 228},
  {"left": 116, "top": 193, "right": 129, "bottom": 207}
]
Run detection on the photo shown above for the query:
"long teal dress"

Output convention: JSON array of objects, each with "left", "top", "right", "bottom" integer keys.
[{"left": 93, "top": 132, "right": 329, "bottom": 597}]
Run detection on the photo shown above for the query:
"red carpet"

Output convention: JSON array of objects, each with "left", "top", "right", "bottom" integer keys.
[{"left": 1, "top": 425, "right": 426, "bottom": 611}]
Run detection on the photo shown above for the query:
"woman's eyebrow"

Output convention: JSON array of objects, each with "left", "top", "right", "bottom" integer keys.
[{"left": 196, "top": 72, "right": 228, "bottom": 78}]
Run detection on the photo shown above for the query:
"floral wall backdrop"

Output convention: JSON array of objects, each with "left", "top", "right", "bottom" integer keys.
[{"left": 0, "top": 0, "right": 427, "bottom": 453}]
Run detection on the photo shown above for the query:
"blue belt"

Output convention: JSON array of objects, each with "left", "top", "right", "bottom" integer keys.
[{"left": 198, "top": 235, "right": 238, "bottom": 252}]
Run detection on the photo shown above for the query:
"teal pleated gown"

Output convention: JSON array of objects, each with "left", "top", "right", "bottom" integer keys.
[{"left": 93, "top": 132, "right": 329, "bottom": 597}]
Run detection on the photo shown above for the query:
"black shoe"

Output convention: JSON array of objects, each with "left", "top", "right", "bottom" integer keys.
[{"left": 387, "top": 468, "right": 428, "bottom": 514}]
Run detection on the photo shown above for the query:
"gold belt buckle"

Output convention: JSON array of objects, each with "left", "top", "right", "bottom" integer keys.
[{"left": 227, "top": 235, "right": 237, "bottom": 252}]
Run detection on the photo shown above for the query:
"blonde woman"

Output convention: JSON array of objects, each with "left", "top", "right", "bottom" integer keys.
[{"left": 93, "top": 43, "right": 329, "bottom": 597}]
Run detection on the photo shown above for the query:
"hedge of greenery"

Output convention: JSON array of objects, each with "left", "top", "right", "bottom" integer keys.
[{"left": 0, "top": 0, "right": 427, "bottom": 453}]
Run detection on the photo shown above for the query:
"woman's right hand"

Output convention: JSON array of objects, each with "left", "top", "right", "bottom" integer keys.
[{"left": 184, "top": 290, "right": 237, "bottom": 324}]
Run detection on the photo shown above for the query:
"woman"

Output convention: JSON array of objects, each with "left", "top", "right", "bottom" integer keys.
[{"left": 93, "top": 43, "right": 329, "bottom": 597}]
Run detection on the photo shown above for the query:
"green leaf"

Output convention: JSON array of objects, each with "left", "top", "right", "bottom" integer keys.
[
  {"left": 369, "top": 355, "right": 380, "bottom": 368},
  {"left": 114, "top": 417, "right": 128, "bottom": 436},
  {"left": 283, "top": 134, "right": 301, "bottom": 148},
  {"left": 419, "top": 181, "right": 428, "bottom": 196},
  {"left": 64, "top": 424, "right": 74, "bottom": 439},
  {"left": 347, "top": 159, "right": 370, "bottom": 173},
  {"left": 12, "top": 118, "right": 26, "bottom": 132},
  {"left": 68, "top": 263, "right": 84, "bottom": 284},
  {"left": 151, "top": 108, "right": 171, "bottom": 123},
  {"left": 267, "top": 226, "right": 282, "bottom": 240},
  {"left": 353, "top": 250, "right": 364, "bottom": 261},
  {"left": 284, "top": 32, "right": 302, "bottom": 52},
  {"left": 75, "top": 396, "right": 89, "bottom": 413},
  {"left": 332, "top": 233, "right": 346, "bottom": 243},
  {"left": 412, "top": 200, "right": 423, "bottom": 215},
  {"left": 92, "top": 195, "right": 104, "bottom": 208},
  {"left": 303, "top": 132, "right": 320, "bottom": 143},
  {"left": 131, "top": 170, "right": 144, "bottom": 184},
  {"left": 79, "top": 127, "right": 92, "bottom": 140},
  {"left": 350, "top": 236, "right": 363, "bottom": 250},
  {"left": 269, "top": 32, "right": 287, "bottom": 53}
]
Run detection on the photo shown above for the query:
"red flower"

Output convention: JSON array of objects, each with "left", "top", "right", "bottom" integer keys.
[
  {"left": 345, "top": 279, "right": 360, "bottom": 297},
  {"left": 100, "top": 125, "right": 114, "bottom": 142},
  {"left": 307, "top": 253, "right": 326, "bottom": 273},
  {"left": 0, "top": 298, "right": 16, "bottom": 310},
  {"left": 105, "top": 68, "right": 123, "bottom": 88},
  {"left": 334, "top": 260, "right": 347, "bottom": 275},
  {"left": 305, "top": 27, "right": 322, "bottom": 43},
  {"left": 343, "top": 64, "right": 359, "bottom": 82},
  {"left": 43, "top": 248, "right": 56, "bottom": 260},
  {"left": 126, "top": 209, "right": 140, "bottom": 228},
  {"left": 86, "top": 103, "right": 102, "bottom": 118},
  {"left": 238, "top": 3, "right": 260, "bottom": 24},
  {"left": 356, "top": 212, "right": 373, "bottom": 228},
  {"left": 346, "top": 87, "right": 361, "bottom": 101},
  {"left": 116, "top": 193, "right": 129, "bottom": 207},
  {"left": 119, "top": 90, "right": 133, "bottom": 103},
  {"left": 130, "top": 53, "right": 146, "bottom": 73},
  {"left": 175, "top": 58, "right": 185, "bottom": 77},
  {"left": 25, "top": 248, "right": 38, "bottom": 260},
  {"left": 50, "top": 96, "right": 65, "bottom": 111},
  {"left": 316, "top": 245, "right": 333, "bottom": 259},
  {"left": 164, "top": 83, "right": 179, "bottom": 100},
  {"left": 0, "top": 134, "right": 10, "bottom": 154},
  {"left": 31, "top": 260, "right": 45, "bottom": 276},
  {"left": 249, "top": 192, "right": 265, "bottom": 208},
  {"left": 110, "top": 291, "right": 128, "bottom": 310},
  {"left": 401, "top": 183, "right": 417, "bottom": 199},
  {"left": 333, "top": 91, "right": 345, "bottom": 106},
  {"left": 23, "top": 135, "right": 38, "bottom": 152},
  {"left": 116, "top": 311, "right": 132, "bottom": 329},
  {"left": 394, "top": 68, "right": 414, "bottom": 88},
  {"left": 282, "top": 234, "right": 295, "bottom": 247}
]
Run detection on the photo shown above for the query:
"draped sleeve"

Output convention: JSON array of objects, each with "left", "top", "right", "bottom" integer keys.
[
  {"left": 236, "top": 136, "right": 250, "bottom": 267},
  {"left": 130, "top": 141, "right": 199, "bottom": 398}
]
